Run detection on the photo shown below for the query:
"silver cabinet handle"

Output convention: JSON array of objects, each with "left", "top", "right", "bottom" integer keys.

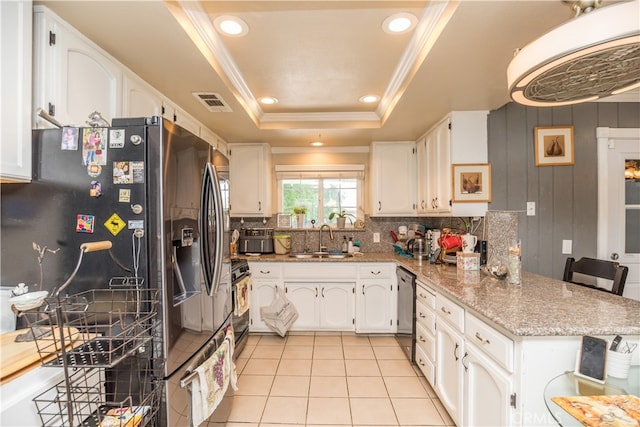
[
  {"left": 258, "top": 201, "right": 262, "bottom": 211},
  {"left": 454, "top": 342, "right": 460, "bottom": 361},
  {"left": 419, "top": 312, "right": 426, "bottom": 318},
  {"left": 418, "top": 358, "right": 425, "bottom": 367},
  {"left": 362, "top": 285, "right": 365, "bottom": 295},
  {"left": 462, "top": 352, "right": 469, "bottom": 372},
  {"left": 419, "top": 335, "right": 426, "bottom": 342},
  {"left": 315, "top": 287, "right": 318, "bottom": 298},
  {"left": 440, "top": 306, "right": 451, "bottom": 315},
  {"left": 259, "top": 270, "right": 270, "bottom": 274},
  {"left": 475, "top": 332, "right": 490, "bottom": 345},
  {"left": 378, "top": 201, "right": 382, "bottom": 211},
  {"left": 371, "top": 270, "right": 381, "bottom": 275},
  {"left": 321, "top": 287, "right": 325, "bottom": 298}
]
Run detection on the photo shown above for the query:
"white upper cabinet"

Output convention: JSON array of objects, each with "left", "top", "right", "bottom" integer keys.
[
  {"left": 121, "top": 71, "right": 163, "bottom": 118},
  {"left": 228, "top": 143, "right": 272, "bottom": 217},
  {"left": 1, "top": 0, "right": 32, "bottom": 182},
  {"left": 33, "top": 6, "right": 122, "bottom": 128},
  {"left": 417, "top": 111, "right": 488, "bottom": 217},
  {"left": 370, "top": 141, "right": 417, "bottom": 216},
  {"left": 161, "top": 98, "right": 201, "bottom": 137}
]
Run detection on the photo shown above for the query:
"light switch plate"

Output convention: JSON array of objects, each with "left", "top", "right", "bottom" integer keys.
[
  {"left": 373, "top": 232, "right": 380, "bottom": 243},
  {"left": 562, "top": 240, "right": 572, "bottom": 254},
  {"left": 527, "top": 202, "right": 536, "bottom": 216}
]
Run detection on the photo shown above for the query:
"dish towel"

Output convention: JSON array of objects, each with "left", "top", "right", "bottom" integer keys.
[
  {"left": 190, "top": 326, "right": 238, "bottom": 427},
  {"left": 234, "top": 277, "right": 250, "bottom": 316}
]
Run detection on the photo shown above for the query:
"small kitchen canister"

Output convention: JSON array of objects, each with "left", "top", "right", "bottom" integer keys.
[
  {"left": 606, "top": 349, "right": 632, "bottom": 379},
  {"left": 274, "top": 235, "right": 291, "bottom": 255}
]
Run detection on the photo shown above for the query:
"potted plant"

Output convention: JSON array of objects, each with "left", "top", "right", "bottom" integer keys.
[
  {"left": 329, "top": 210, "right": 356, "bottom": 229},
  {"left": 293, "top": 207, "right": 307, "bottom": 228}
]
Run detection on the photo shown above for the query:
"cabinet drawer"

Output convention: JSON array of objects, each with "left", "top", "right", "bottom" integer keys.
[
  {"left": 283, "top": 262, "right": 357, "bottom": 278},
  {"left": 248, "top": 262, "right": 281, "bottom": 279},
  {"left": 436, "top": 293, "right": 464, "bottom": 332},
  {"left": 415, "top": 300, "right": 435, "bottom": 335},
  {"left": 416, "top": 281, "right": 436, "bottom": 309},
  {"left": 415, "top": 322, "right": 436, "bottom": 361},
  {"left": 415, "top": 344, "right": 435, "bottom": 386},
  {"left": 359, "top": 264, "right": 394, "bottom": 279},
  {"left": 465, "top": 313, "right": 514, "bottom": 373}
]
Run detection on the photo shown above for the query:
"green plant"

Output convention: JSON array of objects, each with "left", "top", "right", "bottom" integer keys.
[
  {"left": 293, "top": 207, "right": 307, "bottom": 214},
  {"left": 329, "top": 210, "right": 357, "bottom": 222}
]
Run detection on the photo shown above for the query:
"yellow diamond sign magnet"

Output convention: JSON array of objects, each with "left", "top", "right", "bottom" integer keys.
[{"left": 104, "top": 213, "right": 126, "bottom": 236}]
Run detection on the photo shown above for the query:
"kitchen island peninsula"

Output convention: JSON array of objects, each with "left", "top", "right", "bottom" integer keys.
[{"left": 243, "top": 253, "right": 640, "bottom": 426}]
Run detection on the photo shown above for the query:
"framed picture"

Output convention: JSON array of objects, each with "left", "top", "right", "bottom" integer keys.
[
  {"left": 451, "top": 163, "right": 492, "bottom": 203},
  {"left": 534, "top": 126, "right": 574, "bottom": 166},
  {"left": 277, "top": 213, "right": 292, "bottom": 228}
]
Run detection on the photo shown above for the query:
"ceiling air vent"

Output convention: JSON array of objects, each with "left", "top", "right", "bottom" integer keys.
[{"left": 193, "top": 92, "right": 232, "bottom": 112}]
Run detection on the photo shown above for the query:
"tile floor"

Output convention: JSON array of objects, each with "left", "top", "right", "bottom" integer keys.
[{"left": 206, "top": 332, "right": 455, "bottom": 427}]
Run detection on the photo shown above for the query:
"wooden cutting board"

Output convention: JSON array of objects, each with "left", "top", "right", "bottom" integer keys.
[{"left": 0, "top": 327, "right": 79, "bottom": 384}]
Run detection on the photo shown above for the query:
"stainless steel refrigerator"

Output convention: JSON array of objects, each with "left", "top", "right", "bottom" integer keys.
[{"left": 0, "top": 116, "right": 232, "bottom": 426}]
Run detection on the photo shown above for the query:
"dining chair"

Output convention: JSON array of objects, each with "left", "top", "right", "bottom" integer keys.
[{"left": 562, "top": 257, "right": 629, "bottom": 296}]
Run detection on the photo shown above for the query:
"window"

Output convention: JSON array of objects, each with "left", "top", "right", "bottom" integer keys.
[{"left": 276, "top": 165, "right": 364, "bottom": 227}]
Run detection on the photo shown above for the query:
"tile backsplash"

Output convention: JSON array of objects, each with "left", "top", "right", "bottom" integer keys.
[{"left": 230, "top": 215, "right": 491, "bottom": 254}]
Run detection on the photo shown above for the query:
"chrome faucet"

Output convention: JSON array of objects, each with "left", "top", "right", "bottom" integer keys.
[{"left": 318, "top": 224, "right": 334, "bottom": 252}]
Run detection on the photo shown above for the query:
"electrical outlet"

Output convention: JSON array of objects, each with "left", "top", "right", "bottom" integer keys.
[
  {"left": 527, "top": 202, "right": 536, "bottom": 216},
  {"left": 562, "top": 240, "right": 572, "bottom": 254},
  {"left": 373, "top": 232, "right": 380, "bottom": 243}
]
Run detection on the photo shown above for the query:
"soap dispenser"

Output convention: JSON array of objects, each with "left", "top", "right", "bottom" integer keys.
[{"left": 341, "top": 236, "right": 348, "bottom": 253}]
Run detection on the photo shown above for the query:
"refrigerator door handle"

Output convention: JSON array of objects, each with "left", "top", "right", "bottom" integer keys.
[{"left": 199, "top": 162, "right": 224, "bottom": 296}]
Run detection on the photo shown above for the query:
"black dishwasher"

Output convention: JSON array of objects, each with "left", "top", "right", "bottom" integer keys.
[{"left": 396, "top": 266, "right": 416, "bottom": 362}]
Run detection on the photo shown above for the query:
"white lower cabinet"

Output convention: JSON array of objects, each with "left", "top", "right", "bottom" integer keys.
[
  {"left": 285, "top": 282, "right": 355, "bottom": 331},
  {"left": 320, "top": 284, "right": 355, "bottom": 329},
  {"left": 248, "top": 262, "right": 282, "bottom": 332},
  {"left": 463, "top": 342, "right": 515, "bottom": 427},
  {"left": 355, "top": 282, "right": 395, "bottom": 333},
  {"left": 249, "top": 262, "right": 396, "bottom": 333},
  {"left": 435, "top": 315, "right": 465, "bottom": 425},
  {"left": 249, "top": 279, "right": 278, "bottom": 332},
  {"left": 423, "top": 283, "right": 515, "bottom": 427}
]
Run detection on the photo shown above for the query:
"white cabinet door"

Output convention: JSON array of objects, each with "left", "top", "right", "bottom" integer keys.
[
  {"left": 285, "top": 283, "right": 318, "bottom": 330},
  {"left": 435, "top": 318, "right": 464, "bottom": 425},
  {"left": 122, "top": 71, "right": 162, "bottom": 118},
  {"left": 228, "top": 143, "right": 272, "bottom": 217},
  {"left": 370, "top": 141, "right": 416, "bottom": 216},
  {"left": 463, "top": 342, "right": 514, "bottom": 427},
  {"left": 1, "top": 0, "right": 32, "bottom": 182},
  {"left": 320, "top": 283, "right": 354, "bottom": 330},
  {"left": 416, "top": 136, "right": 428, "bottom": 215},
  {"left": 249, "top": 280, "right": 277, "bottom": 332},
  {"left": 424, "top": 118, "right": 451, "bottom": 214},
  {"left": 33, "top": 7, "right": 122, "bottom": 128},
  {"left": 355, "top": 282, "right": 395, "bottom": 333},
  {"left": 161, "top": 98, "right": 200, "bottom": 136}
]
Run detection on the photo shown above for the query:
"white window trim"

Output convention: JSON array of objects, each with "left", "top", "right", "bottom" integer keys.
[{"left": 276, "top": 164, "right": 365, "bottom": 221}]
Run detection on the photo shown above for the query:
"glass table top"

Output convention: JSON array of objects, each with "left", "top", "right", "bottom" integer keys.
[{"left": 544, "top": 366, "right": 640, "bottom": 426}]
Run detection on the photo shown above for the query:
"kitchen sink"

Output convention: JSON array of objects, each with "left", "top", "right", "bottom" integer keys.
[
  {"left": 288, "top": 252, "right": 352, "bottom": 259},
  {"left": 289, "top": 253, "right": 314, "bottom": 259}
]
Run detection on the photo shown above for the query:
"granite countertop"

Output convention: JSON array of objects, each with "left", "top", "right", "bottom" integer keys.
[{"left": 240, "top": 253, "right": 640, "bottom": 338}]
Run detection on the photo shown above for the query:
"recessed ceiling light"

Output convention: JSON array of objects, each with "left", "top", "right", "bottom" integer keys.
[
  {"left": 259, "top": 96, "right": 278, "bottom": 105},
  {"left": 383, "top": 13, "right": 417, "bottom": 34},
  {"left": 310, "top": 134, "right": 324, "bottom": 146},
  {"left": 214, "top": 15, "right": 249, "bottom": 37},
  {"left": 359, "top": 95, "right": 379, "bottom": 104}
]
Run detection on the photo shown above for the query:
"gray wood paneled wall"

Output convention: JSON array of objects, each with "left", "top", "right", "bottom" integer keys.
[{"left": 487, "top": 102, "right": 640, "bottom": 279}]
